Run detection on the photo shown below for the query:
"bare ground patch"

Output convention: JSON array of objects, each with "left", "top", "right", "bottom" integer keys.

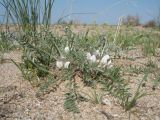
[{"left": 0, "top": 49, "right": 160, "bottom": 120}]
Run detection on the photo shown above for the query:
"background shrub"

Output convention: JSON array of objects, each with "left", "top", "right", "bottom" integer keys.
[
  {"left": 144, "top": 20, "right": 156, "bottom": 28},
  {"left": 122, "top": 15, "right": 140, "bottom": 26}
]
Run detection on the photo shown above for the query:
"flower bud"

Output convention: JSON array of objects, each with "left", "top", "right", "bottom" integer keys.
[
  {"left": 56, "top": 60, "right": 63, "bottom": 69},
  {"left": 64, "top": 46, "right": 70, "bottom": 53},
  {"left": 100, "top": 55, "right": 110, "bottom": 65},
  {"left": 64, "top": 61, "right": 70, "bottom": 69},
  {"left": 90, "top": 55, "right": 96, "bottom": 63}
]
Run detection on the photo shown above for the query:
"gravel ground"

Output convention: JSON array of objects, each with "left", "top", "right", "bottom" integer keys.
[{"left": 0, "top": 50, "right": 160, "bottom": 120}]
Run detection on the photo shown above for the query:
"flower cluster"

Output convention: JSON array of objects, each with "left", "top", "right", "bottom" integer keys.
[
  {"left": 56, "top": 46, "right": 113, "bottom": 69},
  {"left": 86, "top": 50, "right": 112, "bottom": 68},
  {"left": 56, "top": 46, "right": 70, "bottom": 69},
  {"left": 56, "top": 60, "right": 70, "bottom": 69},
  {"left": 86, "top": 50, "right": 100, "bottom": 63}
]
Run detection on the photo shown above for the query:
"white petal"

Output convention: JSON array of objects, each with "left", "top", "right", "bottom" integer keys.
[
  {"left": 64, "top": 61, "right": 70, "bottom": 68},
  {"left": 96, "top": 59, "right": 100, "bottom": 63},
  {"left": 56, "top": 61, "right": 63, "bottom": 68},
  {"left": 64, "top": 46, "right": 70, "bottom": 53},
  {"left": 90, "top": 55, "right": 96, "bottom": 63},
  {"left": 86, "top": 52, "right": 92, "bottom": 60},
  {"left": 107, "top": 60, "right": 111, "bottom": 65},
  {"left": 104, "top": 55, "right": 110, "bottom": 60},
  {"left": 100, "top": 55, "right": 110, "bottom": 64}
]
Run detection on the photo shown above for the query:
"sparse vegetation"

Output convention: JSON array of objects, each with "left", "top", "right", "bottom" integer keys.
[
  {"left": 0, "top": 31, "right": 17, "bottom": 63},
  {"left": 10, "top": 26, "right": 160, "bottom": 113},
  {"left": 0, "top": 1, "right": 160, "bottom": 119},
  {"left": 122, "top": 15, "right": 140, "bottom": 26}
]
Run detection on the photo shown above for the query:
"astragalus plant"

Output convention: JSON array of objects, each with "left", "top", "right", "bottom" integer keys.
[
  {"left": 12, "top": 26, "right": 146, "bottom": 113},
  {"left": 1, "top": 0, "right": 150, "bottom": 114}
]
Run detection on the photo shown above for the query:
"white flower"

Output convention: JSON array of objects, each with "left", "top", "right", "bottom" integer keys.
[
  {"left": 90, "top": 55, "right": 96, "bottom": 63},
  {"left": 64, "top": 61, "right": 70, "bottom": 69},
  {"left": 56, "top": 60, "right": 63, "bottom": 69},
  {"left": 100, "top": 55, "right": 110, "bottom": 65},
  {"left": 64, "top": 46, "right": 70, "bottom": 53},
  {"left": 99, "top": 54, "right": 112, "bottom": 68},
  {"left": 86, "top": 52, "right": 92, "bottom": 60}
]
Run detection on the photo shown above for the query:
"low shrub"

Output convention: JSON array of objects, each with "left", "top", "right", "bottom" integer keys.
[{"left": 12, "top": 26, "right": 149, "bottom": 113}]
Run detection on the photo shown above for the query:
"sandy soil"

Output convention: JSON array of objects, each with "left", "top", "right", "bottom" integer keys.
[{"left": 0, "top": 49, "right": 160, "bottom": 120}]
